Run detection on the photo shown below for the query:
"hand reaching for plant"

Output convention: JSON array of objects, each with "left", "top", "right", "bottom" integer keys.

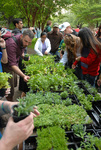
[
  {"left": 5, "top": 88, "right": 10, "bottom": 97},
  {"left": 72, "top": 64, "right": 76, "bottom": 69},
  {"left": 23, "top": 75, "right": 30, "bottom": 82},
  {"left": 0, "top": 113, "right": 34, "bottom": 150}
]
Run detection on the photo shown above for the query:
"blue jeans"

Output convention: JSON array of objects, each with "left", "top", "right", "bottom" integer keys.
[{"left": 83, "top": 74, "right": 97, "bottom": 87}]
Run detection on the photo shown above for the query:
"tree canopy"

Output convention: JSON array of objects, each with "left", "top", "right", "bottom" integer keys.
[{"left": 0, "top": 0, "right": 101, "bottom": 29}]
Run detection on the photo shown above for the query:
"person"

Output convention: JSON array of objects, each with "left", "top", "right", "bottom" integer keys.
[
  {"left": 34, "top": 32, "right": 51, "bottom": 56},
  {"left": 44, "top": 20, "right": 52, "bottom": 33},
  {"left": 12, "top": 18, "right": 23, "bottom": 35},
  {"left": 0, "top": 100, "right": 40, "bottom": 150},
  {"left": 96, "top": 25, "right": 101, "bottom": 88},
  {"left": 2, "top": 29, "right": 34, "bottom": 102},
  {"left": 0, "top": 27, "right": 8, "bottom": 72},
  {"left": 47, "top": 23, "right": 63, "bottom": 58},
  {"left": 59, "top": 22, "right": 78, "bottom": 59},
  {"left": 59, "top": 22, "right": 78, "bottom": 63},
  {"left": 75, "top": 25, "right": 80, "bottom": 33},
  {"left": 63, "top": 34, "right": 83, "bottom": 68},
  {"left": 72, "top": 27, "right": 101, "bottom": 87},
  {"left": 0, "top": 27, "right": 9, "bottom": 97}
]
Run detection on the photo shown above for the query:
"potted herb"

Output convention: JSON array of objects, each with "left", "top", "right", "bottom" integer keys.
[
  {"left": 0, "top": 72, "right": 12, "bottom": 97},
  {"left": 12, "top": 96, "right": 36, "bottom": 122},
  {"left": 24, "top": 54, "right": 30, "bottom": 61}
]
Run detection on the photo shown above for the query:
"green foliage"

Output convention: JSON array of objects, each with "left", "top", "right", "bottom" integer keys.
[
  {"left": 0, "top": 72, "right": 12, "bottom": 89},
  {"left": 80, "top": 134, "right": 101, "bottom": 150},
  {"left": 94, "top": 93, "right": 101, "bottom": 101},
  {"left": 71, "top": 0, "right": 101, "bottom": 27},
  {"left": 72, "top": 124, "right": 86, "bottom": 139},
  {"left": 34, "top": 104, "right": 92, "bottom": 129},
  {"left": 60, "top": 91, "right": 68, "bottom": 99},
  {"left": 77, "top": 93, "right": 92, "bottom": 110},
  {"left": 37, "top": 126, "right": 68, "bottom": 150}
]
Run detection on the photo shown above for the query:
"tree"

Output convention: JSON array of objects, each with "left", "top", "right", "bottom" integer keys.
[{"left": 71, "top": 0, "right": 101, "bottom": 28}]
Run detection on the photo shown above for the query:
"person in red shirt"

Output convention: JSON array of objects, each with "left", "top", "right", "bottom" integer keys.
[{"left": 72, "top": 27, "right": 101, "bottom": 87}]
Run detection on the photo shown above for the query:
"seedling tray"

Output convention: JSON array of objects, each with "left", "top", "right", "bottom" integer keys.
[
  {"left": 92, "top": 101, "right": 101, "bottom": 115},
  {"left": 23, "top": 135, "right": 37, "bottom": 150},
  {"left": 77, "top": 82, "right": 91, "bottom": 95},
  {"left": 87, "top": 110, "right": 100, "bottom": 127},
  {"left": 67, "top": 142, "right": 78, "bottom": 150},
  {"left": 65, "top": 131, "right": 74, "bottom": 142}
]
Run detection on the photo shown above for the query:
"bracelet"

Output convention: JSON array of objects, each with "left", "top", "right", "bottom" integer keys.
[
  {"left": 1, "top": 101, "right": 7, "bottom": 113},
  {"left": 1, "top": 47, "right": 6, "bottom": 50}
]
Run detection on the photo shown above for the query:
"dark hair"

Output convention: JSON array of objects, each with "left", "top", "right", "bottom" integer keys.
[
  {"left": 0, "top": 27, "right": 2, "bottom": 31},
  {"left": 47, "top": 20, "right": 52, "bottom": 26},
  {"left": 78, "top": 27, "right": 101, "bottom": 54},
  {"left": 41, "top": 32, "right": 47, "bottom": 37},
  {"left": 97, "top": 25, "right": 101, "bottom": 38},
  {"left": 13, "top": 18, "right": 22, "bottom": 26}
]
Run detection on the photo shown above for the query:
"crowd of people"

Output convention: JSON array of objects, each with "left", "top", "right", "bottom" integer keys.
[{"left": 0, "top": 17, "right": 101, "bottom": 149}]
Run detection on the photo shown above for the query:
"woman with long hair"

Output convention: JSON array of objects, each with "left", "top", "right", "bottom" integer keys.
[{"left": 72, "top": 27, "right": 101, "bottom": 86}]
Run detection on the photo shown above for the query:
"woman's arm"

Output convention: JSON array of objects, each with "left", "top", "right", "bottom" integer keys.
[
  {"left": 34, "top": 39, "right": 43, "bottom": 56},
  {"left": 45, "top": 38, "right": 51, "bottom": 53}
]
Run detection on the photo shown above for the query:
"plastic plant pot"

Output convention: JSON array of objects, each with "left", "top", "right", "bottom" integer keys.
[
  {"left": 0, "top": 88, "right": 6, "bottom": 97},
  {"left": 12, "top": 105, "right": 29, "bottom": 123}
]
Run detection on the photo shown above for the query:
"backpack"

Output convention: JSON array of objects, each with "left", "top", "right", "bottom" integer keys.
[{"left": 1, "top": 28, "right": 18, "bottom": 45}]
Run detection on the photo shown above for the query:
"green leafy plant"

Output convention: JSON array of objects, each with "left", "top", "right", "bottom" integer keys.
[
  {"left": 14, "top": 95, "right": 36, "bottom": 116},
  {"left": 0, "top": 72, "right": 12, "bottom": 89},
  {"left": 80, "top": 134, "right": 101, "bottom": 150},
  {"left": 72, "top": 124, "right": 86, "bottom": 139},
  {"left": 60, "top": 91, "right": 68, "bottom": 99},
  {"left": 34, "top": 104, "right": 92, "bottom": 129},
  {"left": 37, "top": 126, "right": 68, "bottom": 150}
]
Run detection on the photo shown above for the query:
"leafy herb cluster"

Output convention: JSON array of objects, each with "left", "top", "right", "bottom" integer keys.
[
  {"left": 0, "top": 72, "right": 12, "bottom": 89},
  {"left": 34, "top": 104, "right": 92, "bottom": 129},
  {"left": 37, "top": 126, "right": 68, "bottom": 150}
]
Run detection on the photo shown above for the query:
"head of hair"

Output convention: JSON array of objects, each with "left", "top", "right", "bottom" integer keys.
[
  {"left": 78, "top": 27, "right": 101, "bottom": 54},
  {"left": 13, "top": 18, "right": 22, "bottom": 26},
  {"left": 97, "top": 25, "right": 101, "bottom": 38},
  {"left": 0, "top": 27, "right": 2, "bottom": 31},
  {"left": 23, "top": 29, "right": 34, "bottom": 39},
  {"left": 47, "top": 20, "right": 52, "bottom": 26},
  {"left": 41, "top": 32, "right": 47, "bottom": 37},
  {"left": 64, "top": 34, "right": 78, "bottom": 62}
]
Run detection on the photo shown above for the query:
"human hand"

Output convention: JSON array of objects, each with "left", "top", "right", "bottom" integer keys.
[
  {"left": 0, "top": 38, "right": 6, "bottom": 48},
  {"left": 44, "top": 51, "right": 48, "bottom": 55},
  {"left": 5, "top": 88, "right": 10, "bottom": 97},
  {"left": 72, "top": 64, "right": 76, "bottom": 69},
  {"left": 23, "top": 75, "right": 30, "bottom": 82},
  {"left": 97, "top": 79, "right": 101, "bottom": 87},
  {"left": 76, "top": 56, "right": 81, "bottom": 61},
  {"left": 0, "top": 113, "right": 35, "bottom": 150}
]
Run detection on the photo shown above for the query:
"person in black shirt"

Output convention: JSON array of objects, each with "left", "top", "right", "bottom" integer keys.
[{"left": 12, "top": 18, "right": 23, "bottom": 35}]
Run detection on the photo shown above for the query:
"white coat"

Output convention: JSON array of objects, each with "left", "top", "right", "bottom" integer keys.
[{"left": 34, "top": 38, "right": 51, "bottom": 56}]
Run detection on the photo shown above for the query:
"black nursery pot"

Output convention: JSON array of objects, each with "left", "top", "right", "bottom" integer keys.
[
  {"left": 12, "top": 105, "right": 29, "bottom": 123},
  {"left": 24, "top": 56, "right": 29, "bottom": 61},
  {"left": 0, "top": 88, "right": 6, "bottom": 97}
]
